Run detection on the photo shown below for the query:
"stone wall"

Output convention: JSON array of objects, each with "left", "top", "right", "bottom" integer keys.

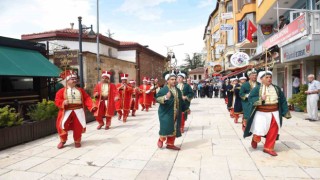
[
  {"left": 138, "top": 51, "right": 166, "bottom": 85},
  {"left": 84, "top": 52, "right": 136, "bottom": 95}
]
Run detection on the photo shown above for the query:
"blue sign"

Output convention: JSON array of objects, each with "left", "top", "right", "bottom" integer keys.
[{"left": 238, "top": 21, "right": 246, "bottom": 43}]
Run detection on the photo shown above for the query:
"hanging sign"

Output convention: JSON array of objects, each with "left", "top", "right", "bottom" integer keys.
[{"left": 230, "top": 52, "right": 249, "bottom": 67}]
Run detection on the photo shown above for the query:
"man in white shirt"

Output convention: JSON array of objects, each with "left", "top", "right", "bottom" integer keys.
[
  {"left": 292, "top": 76, "right": 300, "bottom": 94},
  {"left": 305, "top": 74, "right": 320, "bottom": 121}
]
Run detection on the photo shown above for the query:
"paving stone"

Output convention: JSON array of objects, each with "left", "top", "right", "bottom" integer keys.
[{"left": 0, "top": 170, "right": 46, "bottom": 180}]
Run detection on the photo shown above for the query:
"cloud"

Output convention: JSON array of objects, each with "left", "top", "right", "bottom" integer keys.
[
  {"left": 198, "top": 0, "right": 216, "bottom": 8},
  {"left": 0, "top": 0, "right": 95, "bottom": 38},
  {"left": 118, "top": 0, "right": 176, "bottom": 21}
]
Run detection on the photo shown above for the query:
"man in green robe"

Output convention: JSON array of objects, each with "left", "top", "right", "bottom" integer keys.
[
  {"left": 239, "top": 69, "right": 259, "bottom": 131},
  {"left": 156, "top": 71, "right": 183, "bottom": 150},
  {"left": 177, "top": 71, "right": 194, "bottom": 133},
  {"left": 243, "top": 70, "right": 291, "bottom": 156}
]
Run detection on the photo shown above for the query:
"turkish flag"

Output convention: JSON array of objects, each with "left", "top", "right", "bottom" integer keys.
[{"left": 247, "top": 20, "right": 257, "bottom": 43}]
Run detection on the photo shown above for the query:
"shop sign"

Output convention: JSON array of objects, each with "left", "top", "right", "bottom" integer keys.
[
  {"left": 53, "top": 50, "right": 78, "bottom": 68},
  {"left": 263, "top": 14, "right": 307, "bottom": 49},
  {"left": 282, "top": 39, "right": 311, "bottom": 62},
  {"left": 261, "top": 24, "right": 273, "bottom": 35},
  {"left": 220, "top": 24, "right": 233, "bottom": 31},
  {"left": 230, "top": 52, "right": 249, "bottom": 67},
  {"left": 238, "top": 21, "right": 246, "bottom": 43},
  {"left": 221, "top": 13, "right": 233, "bottom": 20}
]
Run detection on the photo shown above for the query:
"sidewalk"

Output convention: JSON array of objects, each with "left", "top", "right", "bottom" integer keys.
[{"left": 0, "top": 98, "right": 319, "bottom": 180}]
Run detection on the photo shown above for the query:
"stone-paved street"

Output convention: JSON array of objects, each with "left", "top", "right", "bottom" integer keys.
[{"left": 0, "top": 98, "right": 320, "bottom": 180}]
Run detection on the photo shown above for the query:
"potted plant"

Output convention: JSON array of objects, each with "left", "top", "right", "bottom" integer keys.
[
  {"left": 0, "top": 106, "right": 32, "bottom": 150},
  {"left": 288, "top": 85, "right": 308, "bottom": 112},
  {"left": 27, "top": 99, "right": 58, "bottom": 140}
]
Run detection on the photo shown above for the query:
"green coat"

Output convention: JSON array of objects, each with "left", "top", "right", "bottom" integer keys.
[
  {"left": 177, "top": 83, "right": 193, "bottom": 120},
  {"left": 239, "top": 81, "right": 260, "bottom": 120},
  {"left": 156, "top": 85, "right": 182, "bottom": 138},
  {"left": 243, "top": 84, "right": 291, "bottom": 138}
]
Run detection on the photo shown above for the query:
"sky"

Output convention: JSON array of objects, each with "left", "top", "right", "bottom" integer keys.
[{"left": 0, "top": 0, "right": 217, "bottom": 65}]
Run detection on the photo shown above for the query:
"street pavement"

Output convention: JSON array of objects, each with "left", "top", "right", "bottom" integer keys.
[{"left": 0, "top": 98, "right": 320, "bottom": 180}]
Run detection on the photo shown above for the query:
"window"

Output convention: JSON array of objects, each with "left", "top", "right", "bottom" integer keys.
[
  {"left": 194, "top": 75, "right": 197, "bottom": 80},
  {"left": 227, "top": 30, "right": 234, "bottom": 46},
  {"left": 198, "top": 75, "right": 202, "bottom": 80},
  {"left": 0, "top": 77, "right": 34, "bottom": 93},
  {"left": 227, "top": 1, "right": 233, "bottom": 12},
  {"left": 108, "top": 48, "right": 113, "bottom": 57},
  {"left": 316, "top": 0, "right": 320, "bottom": 10},
  {"left": 214, "top": 16, "right": 219, "bottom": 26}
]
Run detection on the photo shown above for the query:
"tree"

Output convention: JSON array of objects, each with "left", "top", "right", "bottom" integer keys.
[{"left": 179, "top": 53, "right": 205, "bottom": 72}]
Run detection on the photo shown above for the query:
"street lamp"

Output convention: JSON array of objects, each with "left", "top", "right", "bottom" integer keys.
[{"left": 78, "top": 16, "right": 96, "bottom": 88}]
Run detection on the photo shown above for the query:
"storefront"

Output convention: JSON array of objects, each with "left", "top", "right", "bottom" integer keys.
[{"left": 281, "top": 35, "right": 320, "bottom": 98}]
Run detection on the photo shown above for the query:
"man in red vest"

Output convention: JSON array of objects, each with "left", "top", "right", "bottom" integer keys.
[
  {"left": 55, "top": 70, "right": 96, "bottom": 149},
  {"left": 139, "top": 77, "right": 152, "bottom": 112},
  {"left": 115, "top": 73, "right": 133, "bottom": 122},
  {"left": 93, "top": 71, "right": 118, "bottom": 130}
]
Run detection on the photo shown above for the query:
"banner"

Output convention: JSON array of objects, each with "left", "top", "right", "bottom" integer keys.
[
  {"left": 263, "top": 14, "right": 307, "bottom": 49},
  {"left": 238, "top": 21, "right": 246, "bottom": 43},
  {"left": 247, "top": 20, "right": 257, "bottom": 43}
]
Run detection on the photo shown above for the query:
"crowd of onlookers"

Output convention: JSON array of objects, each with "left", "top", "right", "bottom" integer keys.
[{"left": 191, "top": 81, "right": 223, "bottom": 98}]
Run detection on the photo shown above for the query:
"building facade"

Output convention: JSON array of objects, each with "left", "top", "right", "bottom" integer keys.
[{"left": 21, "top": 27, "right": 166, "bottom": 92}]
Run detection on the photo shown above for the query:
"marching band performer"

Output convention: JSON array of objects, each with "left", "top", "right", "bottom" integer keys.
[
  {"left": 129, "top": 80, "right": 140, "bottom": 116},
  {"left": 93, "top": 71, "right": 118, "bottom": 130},
  {"left": 240, "top": 69, "right": 258, "bottom": 131},
  {"left": 115, "top": 73, "right": 133, "bottom": 122},
  {"left": 176, "top": 71, "right": 193, "bottom": 133},
  {"left": 244, "top": 70, "right": 291, "bottom": 156},
  {"left": 55, "top": 70, "right": 96, "bottom": 149},
  {"left": 139, "top": 77, "right": 152, "bottom": 112},
  {"left": 156, "top": 71, "right": 183, "bottom": 150}
]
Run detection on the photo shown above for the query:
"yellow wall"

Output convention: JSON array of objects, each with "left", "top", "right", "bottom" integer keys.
[
  {"left": 256, "top": 0, "right": 276, "bottom": 23},
  {"left": 235, "top": 3, "right": 256, "bottom": 21}
]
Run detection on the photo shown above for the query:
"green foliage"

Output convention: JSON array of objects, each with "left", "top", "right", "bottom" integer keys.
[
  {"left": 0, "top": 105, "right": 23, "bottom": 127},
  {"left": 27, "top": 99, "right": 58, "bottom": 121},
  {"left": 288, "top": 84, "right": 308, "bottom": 111},
  {"left": 180, "top": 53, "right": 205, "bottom": 72}
]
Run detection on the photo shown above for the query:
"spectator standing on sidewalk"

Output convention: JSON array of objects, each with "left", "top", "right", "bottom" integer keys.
[
  {"left": 305, "top": 74, "right": 320, "bottom": 121},
  {"left": 197, "top": 83, "right": 202, "bottom": 98},
  {"left": 192, "top": 83, "right": 198, "bottom": 98}
]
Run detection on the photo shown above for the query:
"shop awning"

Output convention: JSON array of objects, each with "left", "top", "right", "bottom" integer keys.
[
  {"left": 0, "top": 46, "right": 61, "bottom": 77},
  {"left": 221, "top": 65, "right": 251, "bottom": 80}
]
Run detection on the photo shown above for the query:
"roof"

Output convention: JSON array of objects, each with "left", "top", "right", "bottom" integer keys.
[
  {"left": 189, "top": 67, "right": 205, "bottom": 74},
  {"left": 203, "top": 0, "right": 220, "bottom": 40},
  {"left": 21, "top": 28, "right": 165, "bottom": 59}
]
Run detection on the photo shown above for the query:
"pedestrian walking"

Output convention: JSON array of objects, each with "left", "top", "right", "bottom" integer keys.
[
  {"left": 244, "top": 71, "right": 291, "bottom": 156},
  {"left": 156, "top": 71, "right": 183, "bottom": 150},
  {"left": 93, "top": 71, "right": 118, "bottom": 130},
  {"left": 55, "top": 70, "right": 97, "bottom": 149},
  {"left": 305, "top": 74, "right": 320, "bottom": 121}
]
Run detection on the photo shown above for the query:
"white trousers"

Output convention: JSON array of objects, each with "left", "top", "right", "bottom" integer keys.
[
  {"left": 250, "top": 111, "right": 280, "bottom": 136},
  {"left": 307, "top": 94, "right": 319, "bottom": 120}
]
